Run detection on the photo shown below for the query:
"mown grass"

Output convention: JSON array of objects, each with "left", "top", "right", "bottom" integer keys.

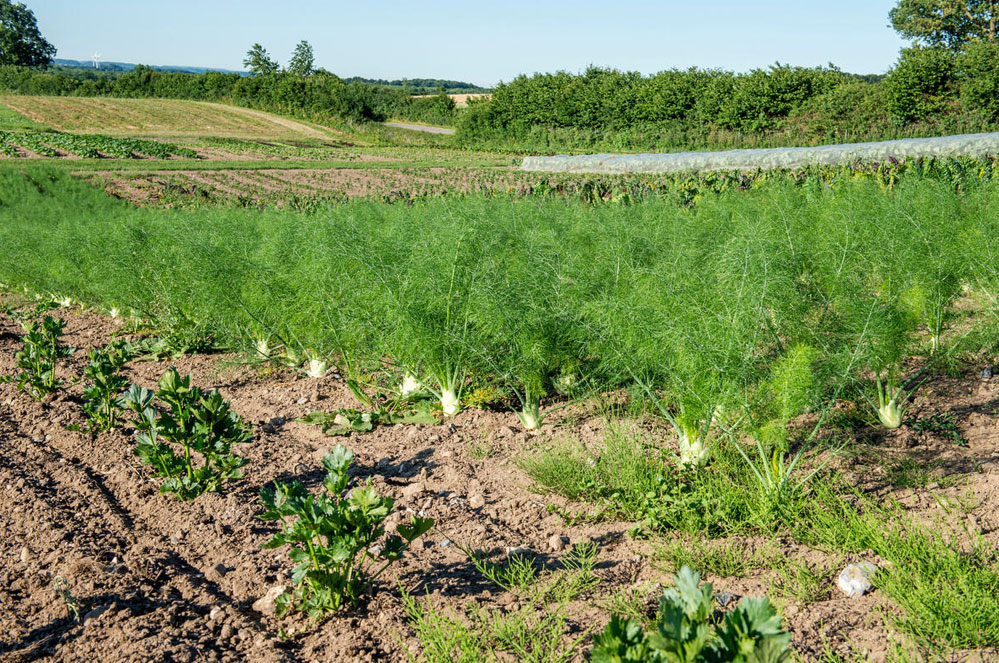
[
  {"left": 0, "top": 103, "right": 49, "bottom": 131},
  {"left": 0, "top": 95, "right": 337, "bottom": 139}
]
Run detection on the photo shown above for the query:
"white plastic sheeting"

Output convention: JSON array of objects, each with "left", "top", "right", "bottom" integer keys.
[{"left": 520, "top": 132, "right": 999, "bottom": 174}]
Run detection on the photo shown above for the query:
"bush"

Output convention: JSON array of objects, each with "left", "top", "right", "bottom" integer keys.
[
  {"left": 884, "top": 47, "right": 956, "bottom": 124},
  {"left": 787, "top": 81, "right": 889, "bottom": 138},
  {"left": 959, "top": 40, "right": 999, "bottom": 120},
  {"left": 716, "top": 64, "right": 843, "bottom": 132}
]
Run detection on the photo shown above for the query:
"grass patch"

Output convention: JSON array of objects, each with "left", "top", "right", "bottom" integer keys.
[
  {"left": 773, "top": 558, "right": 836, "bottom": 604},
  {"left": 401, "top": 595, "right": 585, "bottom": 663},
  {"left": 518, "top": 426, "right": 790, "bottom": 537},
  {"left": 0, "top": 103, "right": 48, "bottom": 131},
  {"left": 403, "top": 544, "right": 599, "bottom": 663},
  {"left": 655, "top": 536, "right": 779, "bottom": 577},
  {"left": 797, "top": 486, "right": 999, "bottom": 650}
]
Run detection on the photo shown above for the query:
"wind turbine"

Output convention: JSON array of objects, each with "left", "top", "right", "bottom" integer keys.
[{"left": 92, "top": 53, "right": 102, "bottom": 70}]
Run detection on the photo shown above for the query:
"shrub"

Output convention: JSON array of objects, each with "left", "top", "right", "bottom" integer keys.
[
  {"left": 959, "top": 40, "right": 999, "bottom": 120},
  {"left": 884, "top": 47, "right": 956, "bottom": 124},
  {"left": 787, "top": 81, "right": 889, "bottom": 138}
]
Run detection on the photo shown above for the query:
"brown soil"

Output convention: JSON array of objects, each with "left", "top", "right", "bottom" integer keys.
[
  {"left": 2, "top": 306, "right": 998, "bottom": 662},
  {"left": 411, "top": 94, "right": 491, "bottom": 107},
  {"left": 188, "top": 148, "right": 388, "bottom": 163}
]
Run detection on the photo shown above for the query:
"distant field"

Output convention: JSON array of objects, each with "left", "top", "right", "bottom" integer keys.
[
  {"left": 0, "top": 96, "right": 336, "bottom": 140},
  {"left": 413, "top": 93, "right": 490, "bottom": 107}
]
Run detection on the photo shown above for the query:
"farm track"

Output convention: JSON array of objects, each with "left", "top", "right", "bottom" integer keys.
[
  {"left": 382, "top": 122, "right": 456, "bottom": 136},
  {"left": 217, "top": 105, "right": 339, "bottom": 141},
  {"left": 2, "top": 306, "right": 999, "bottom": 661}
]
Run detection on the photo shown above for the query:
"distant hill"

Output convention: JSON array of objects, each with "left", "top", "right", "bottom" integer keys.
[
  {"left": 51, "top": 60, "right": 489, "bottom": 93},
  {"left": 54, "top": 59, "right": 247, "bottom": 76}
]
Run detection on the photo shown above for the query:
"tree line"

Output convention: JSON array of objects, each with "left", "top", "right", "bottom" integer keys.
[{"left": 1, "top": 0, "right": 997, "bottom": 150}]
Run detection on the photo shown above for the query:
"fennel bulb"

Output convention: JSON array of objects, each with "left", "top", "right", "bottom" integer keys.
[
  {"left": 441, "top": 389, "right": 461, "bottom": 417},
  {"left": 677, "top": 427, "right": 710, "bottom": 467},
  {"left": 400, "top": 373, "right": 423, "bottom": 396},
  {"left": 517, "top": 399, "right": 543, "bottom": 431},
  {"left": 305, "top": 356, "right": 327, "bottom": 378}
]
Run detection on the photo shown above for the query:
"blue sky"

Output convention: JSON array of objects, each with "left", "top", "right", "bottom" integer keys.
[{"left": 33, "top": 1, "right": 909, "bottom": 86}]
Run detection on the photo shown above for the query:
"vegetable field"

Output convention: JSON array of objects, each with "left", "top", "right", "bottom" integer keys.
[
  {"left": 76, "top": 154, "right": 999, "bottom": 210},
  {"left": 0, "top": 130, "right": 197, "bottom": 159},
  {"left": 2, "top": 163, "right": 999, "bottom": 661}
]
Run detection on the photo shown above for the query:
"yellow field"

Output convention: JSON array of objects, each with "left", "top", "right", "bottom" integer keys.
[
  {"left": 413, "top": 93, "right": 490, "bottom": 107},
  {"left": 0, "top": 96, "right": 335, "bottom": 140}
]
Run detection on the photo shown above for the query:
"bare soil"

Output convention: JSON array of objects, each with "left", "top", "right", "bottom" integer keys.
[{"left": 2, "top": 306, "right": 998, "bottom": 662}]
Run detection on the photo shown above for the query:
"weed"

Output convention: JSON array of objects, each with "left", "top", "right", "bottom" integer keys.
[
  {"left": 402, "top": 590, "right": 585, "bottom": 663},
  {"left": 884, "top": 457, "right": 936, "bottom": 489},
  {"left": 773, "top": 559, "right": 834, "bottom": 604},
  {"left": 462, "top": 542, "right": 600, "bottom": 604},
  {"left": 465, "top": 429, "right": 495, "bottom": 459},
  {"left": 596, "top": 584, "right": 658, "bottom": 630},
  {"left": 911, "top": 412, "right": 967, "bottom": 446},
  {"left": 519, "top": 428, "right": 759, "bottom": 537},
  {"left": 796, "top": 484, "right": 999, "bottom": 649},
  {"left": 656, "top": 537, "right": 777, "bottom": 578}
]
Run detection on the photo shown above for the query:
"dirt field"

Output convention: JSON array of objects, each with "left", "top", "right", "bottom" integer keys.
[
  {"left": 83, "top": 167, "right": 525, "bottom": 207},
  {"left": 2, "top": 303, "right": 999, "bottom": 662},
  {"left": 0, "top": 97, "right": 337, "bottom": 140},
  {"left": 412, "top": 94, "right": 490, "bottom": 107}
]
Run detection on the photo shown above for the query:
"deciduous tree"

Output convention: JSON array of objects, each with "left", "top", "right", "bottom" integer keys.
[
  {"left": 288, "top": 40, "right": 314, "bottom": 77},
  {"left": 0, "top": 0, "right": 56, "bottom": 67},
  {"left": 243, "top": 43, "right": 279, "bottom": 76},
  {"left": 890, "top": 0, "right": 997, "bottom": 49}
]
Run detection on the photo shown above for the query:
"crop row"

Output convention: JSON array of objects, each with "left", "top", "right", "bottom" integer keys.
[
  {"left": 84, "top": 154, "right": 999, "bottom": 212},
  {"left": 0, "top": 130, "right": 197, "bottom": 159},
  {"left": 2, "top": 309, "right": 798, "bottom": 656},
  {"left": 3, "top": 167, "right": 998, "bottom": 447}
]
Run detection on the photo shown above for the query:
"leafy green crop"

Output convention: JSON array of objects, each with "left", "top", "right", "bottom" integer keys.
[
  {"left": 11, "top": 315, "right": 74, "bottom": 400},
  {"left": 591, "top": 567, "right": 790, "bottom": 663},
  {"left": 259, "top": 444, "right": 433, "bottom": 617},
  {"left": 79, "top": 340, "right": 135, "bottom": 431},
  {"left": 121, "top": 368, "right": 251, "bottom": 500},
  {"left": 0, "top": 130, "right": 197, "bottom": 160}
]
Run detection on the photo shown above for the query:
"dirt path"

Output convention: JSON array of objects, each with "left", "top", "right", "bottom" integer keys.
[{"left": 382, "top": 122, "right": 456, "bottom": 135}]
